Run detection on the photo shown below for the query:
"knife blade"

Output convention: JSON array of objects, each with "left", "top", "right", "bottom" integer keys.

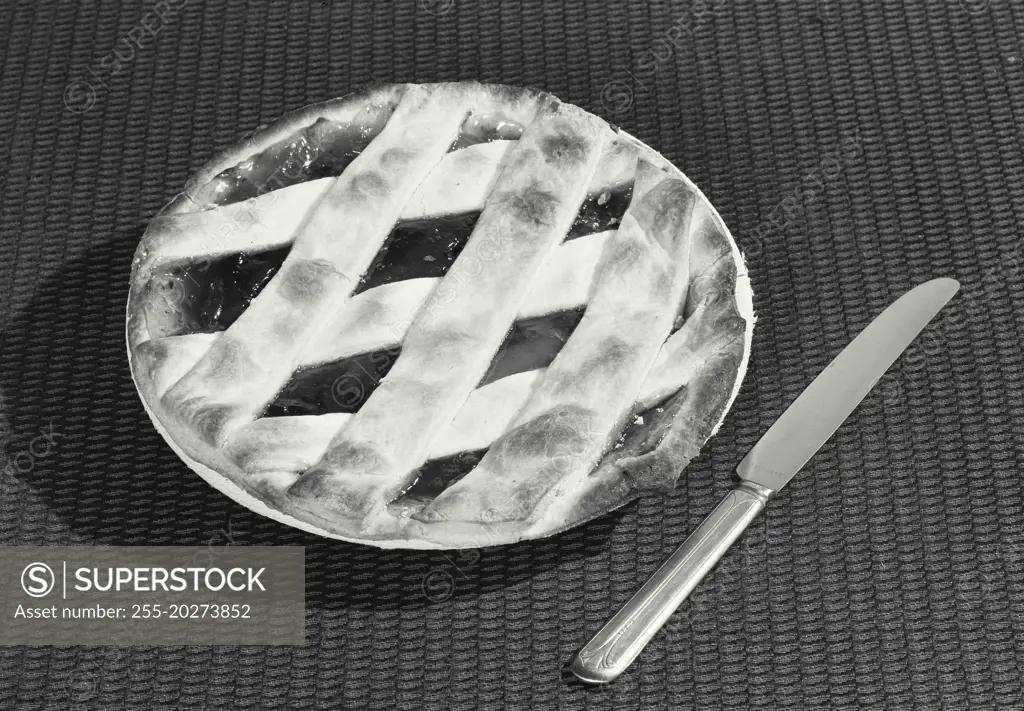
[{"left": 571, "top": 277, "right": 960, "bottom": 684}]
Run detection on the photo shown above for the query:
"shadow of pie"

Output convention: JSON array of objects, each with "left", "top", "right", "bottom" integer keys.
[{"left": 126, "top": 82, "right": 754, "bottom": 548}]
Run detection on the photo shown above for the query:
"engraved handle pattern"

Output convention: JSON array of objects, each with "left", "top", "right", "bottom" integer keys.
[{"left": 571, "top": 481, "right": 773, "bottom": 684}]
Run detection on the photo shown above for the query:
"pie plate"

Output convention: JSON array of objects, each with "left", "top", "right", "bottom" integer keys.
[{"left": 126, "top": 82, "right": 754, "bottom": 549}]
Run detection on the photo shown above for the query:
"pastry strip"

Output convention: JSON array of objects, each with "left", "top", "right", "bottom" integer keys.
[{"left": 287, "top": 99, "right": 610, "bottom": 527}]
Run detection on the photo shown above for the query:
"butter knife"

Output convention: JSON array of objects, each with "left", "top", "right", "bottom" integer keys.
[{"left": 571, "top": 277, "right": 961, "bottom": 684}]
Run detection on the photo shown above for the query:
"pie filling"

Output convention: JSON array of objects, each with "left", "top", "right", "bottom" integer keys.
[
  {"left": 195, "top": 118, "right": 383, "bottom": 208},
  {"left": 265, "top": 345, "right": 400, "bottom": 417},
  {"left": 150, "top": 246, "right": 290, "bottom": 334},
  {"left": 448, "top": 113, "right": 525, "bottom": 151},
  {"left": 566, "top": 184, "right": 633, "bottom": 240},
  {"left": 388, "top": 449, "right": 487, "bottom": 516},
  {"left": 478, "top": 309, "right": 584, "bottom": 387},
  {"left": 355, "top": 211, "right": 481, "bottom": 293}
]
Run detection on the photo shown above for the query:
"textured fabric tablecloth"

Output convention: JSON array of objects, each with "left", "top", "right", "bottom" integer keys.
[{"left": 1, "top": 1, "right": 1022, "bottom": 708}]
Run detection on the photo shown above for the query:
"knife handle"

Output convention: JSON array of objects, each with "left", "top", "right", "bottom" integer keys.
[{"left": 571, "top": 480, "right": 774, "bottom": 684}]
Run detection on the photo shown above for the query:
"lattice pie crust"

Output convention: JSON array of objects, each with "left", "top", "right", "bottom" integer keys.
[{"left": 126, "top": 83, "right": 753, "bottom": 548}]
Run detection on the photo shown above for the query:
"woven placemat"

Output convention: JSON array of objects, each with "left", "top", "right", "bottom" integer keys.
[{"left": 1, "top": 1, "right": 1022, "bottom": 708}]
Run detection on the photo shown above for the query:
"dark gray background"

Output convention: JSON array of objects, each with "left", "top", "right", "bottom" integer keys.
[{"left": 1, "top": 0, "right": 1022, "bottom": 708}]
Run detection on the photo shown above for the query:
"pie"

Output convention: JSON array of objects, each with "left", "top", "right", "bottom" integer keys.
[{"left": 126, "top": 82, "right": 753, "bottom": 549}]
